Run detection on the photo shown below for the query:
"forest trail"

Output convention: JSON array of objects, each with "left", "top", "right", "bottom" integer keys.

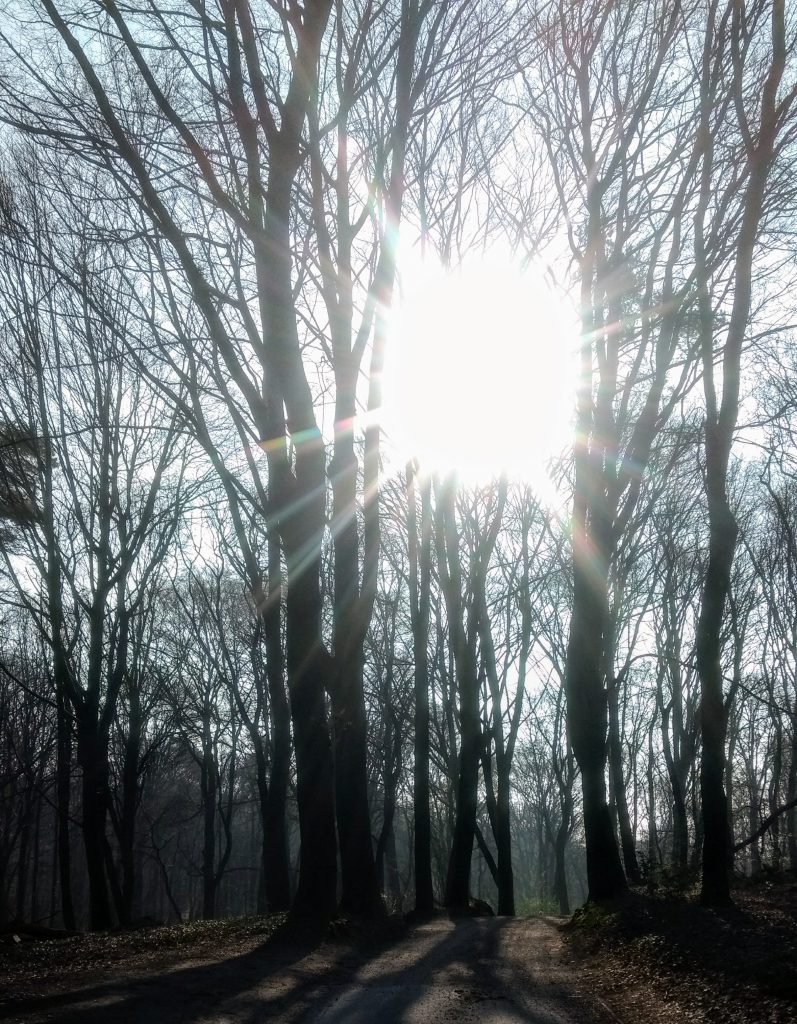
[{"left": 1, "top": 916, "right": 613, "bottom": 1024}]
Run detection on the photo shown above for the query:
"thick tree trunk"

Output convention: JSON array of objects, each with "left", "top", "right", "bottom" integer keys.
[
  {"left": 329, "top": 360, "right": 380, "bottom": 916},
  {"left": 494, "top": 763, "right": 515, "bottom": 915},
  {"left": 331, "top": 653, "right": 379, "bottom": 914},
  {"left": 693, "top": 0, "right": 784, "bottom": 900},
  {"left": 696, "top": 478, "right": 736, "bottom": 905},
  {"left": 262, "top": 147, "right": 337, "bottom": 919},
  {"left": 77, "top": 727, "right": 113, "bottom": 930},
  {"left": 565, "top": 565, "right": 627, "bottom": 901},
  {"left": 554, "top": 821, "right": 570, "bottom": 917},
  {"left": 263, "top": 562, "right": 291, "bottom": 912},
  {"left": 285, "top": 573, "right": 337, "bottom": 919},
  {"left": 444, "top": 692, "right": 480, "bottom": 909}
]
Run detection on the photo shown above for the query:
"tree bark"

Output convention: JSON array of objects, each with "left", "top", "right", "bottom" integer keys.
[
  {"left": 694, "top": 0, "right": 787, "bottom": 907},
  {"left": 55, "top": 691, "right": 75, "bottom": 931},
  {"left": 436, "top": 479, "right": 480, "bottom": 910},
  {"left": 565, "top": 556, "right": 627, "bottom": 901},
  {"left": 200, "top": 713, "right": 217, "bottom": 921},
  {"left": 607, "top": 677, "right": 640, "bottom": 882},
  {"left": 408, "top": 467, "right": 434, "bottom": 914},
  {"left": 119, "top": 685, "right": 142, "bottom": 925},
  {"left": 77, "top": 726, "right": 113, "bottom": 930}
]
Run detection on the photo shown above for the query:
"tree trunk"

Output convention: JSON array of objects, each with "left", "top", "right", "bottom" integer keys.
[
  {"left": 554, "top": 799, "right": 572, "bottom": 916},
  {"left": 15, "top": 784, "right": 32, "bottom": 921},
  {"left": 436, "top": 479, "right": 480, "bottom": 910},
  {"left": 787, "top": 715, "right": 797, "bottom": 870},
  {"left": 329, "top": 357, "right": 380, "bottom": 919},
  {"left": 77, "top": 726, "right": 113, "bottom": 930},
  {"left": 565, "top": 566, "right": 627, "bottom": 901},
  {"left": 494, "top": 772, "right": 514, "bottom": 915},
  {"left": 660, "top": 701, "right": 689, "bottom": 874},
  {"left": 285, "top": 575, "right": 337, "bottom": 918},
  {"left": 331, "top": 651, "right": 380, "bottom": 915},
  {"left": 444, "top": 691, "right": 480, "bottom": 909},
  {"left": 769, "top": 724, "right": 783, "bottom": 871},
  {"left": 56, "top": 692, "right": 75, "bottom": 930},
  {"left": 119, "top": 686, "right": 142, "bottom": 926},
  {"left": 263, "top": 576, "right": 291, "bottom": 913},
  {"left": 262, "top": 152, "right": 337, "bottom": 920},
  {"left": 693, "top": 0, "right": 784, "bottom": 903},
  {"left": 696, "top": 484, "right": 736, "bottom": 906},
  {"left": 646, "top": 729, "right": 659, "bottom": 871},
  {"left": 375, "top": 721, "right": 399, "bottom": 905},
  {"left": 607, "top": 679, "right": 640, "bottom": 882},
  {"left": 408, "top": 467, "right": 434, "bottom": 914},
  {"left": 201, "top": 715, "right": 217, "bottom": 921}
]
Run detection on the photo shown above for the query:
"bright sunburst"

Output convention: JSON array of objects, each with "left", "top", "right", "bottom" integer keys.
[{"left": 382, "top": 252, "right": 577, "bottom": 495}]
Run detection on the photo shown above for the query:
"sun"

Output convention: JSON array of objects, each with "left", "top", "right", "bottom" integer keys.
[{"left": 382, "top": 250, "right": 577, "bottom": 495}]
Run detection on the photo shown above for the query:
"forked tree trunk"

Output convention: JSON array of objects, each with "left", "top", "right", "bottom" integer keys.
[
  {"left": 694, "top": 0, "right": 786, "bottom": 907},
  {"left": 263, "top": 139, "right": 337, "bottom": 919},
  {"left": 330, "top": 367, "right": 380, "bottom": 916}
]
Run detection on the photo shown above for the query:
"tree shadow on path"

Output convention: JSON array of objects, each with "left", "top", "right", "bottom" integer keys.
[{"left": 1, "top": 917, "right": 599, "bottom": 1024}]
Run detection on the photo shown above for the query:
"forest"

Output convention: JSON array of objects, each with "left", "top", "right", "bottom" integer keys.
[{"left": 0, "top": 6, "right": 796, "bottom": 1011}]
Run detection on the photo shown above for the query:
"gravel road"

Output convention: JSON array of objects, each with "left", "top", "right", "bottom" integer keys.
[{"left": 1, "top": 917, "right": 614, "bottom": 1024}]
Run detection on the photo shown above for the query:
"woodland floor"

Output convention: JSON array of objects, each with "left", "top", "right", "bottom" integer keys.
[
  {"left": 0, "top": 913, "right": 611, "bottom": 1024},
  {"left": 0, "top": 879, "right": 794, "bottom": 1024},
  {"left": 565, "top": 874, "right": 797, "bottom": 1024}
]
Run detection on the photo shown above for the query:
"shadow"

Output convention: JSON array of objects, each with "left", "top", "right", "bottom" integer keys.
[
  {"left": 1, "top": 916, "right": 602, "bottom": 1024},
  {"left": 0, "top": 919, "right": 328, "bottom": 1024},
  {"left": 279, "top": 915, "right": 599, "bottom": 1024},
  {"left": 571, "top": 888, "right": 797, "bottom": 1005}
]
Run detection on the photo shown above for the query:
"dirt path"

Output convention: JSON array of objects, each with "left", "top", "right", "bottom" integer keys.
[{"left": 0, "top": 917, "right": 615, "bottom": 1024}]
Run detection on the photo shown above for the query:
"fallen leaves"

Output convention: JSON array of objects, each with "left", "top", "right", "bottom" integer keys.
[
  {"left": 0, "top": 913, "right": 287, "bottom": 1006},
  {"left": 566, "top": 877, "right": 797, "bottom": 1024}
]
